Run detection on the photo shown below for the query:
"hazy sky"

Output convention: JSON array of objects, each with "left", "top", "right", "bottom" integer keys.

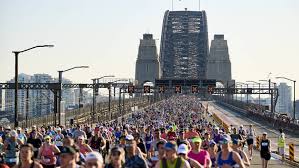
[{"left": 0, "top": 0, "right": 298, "bottom": 99}]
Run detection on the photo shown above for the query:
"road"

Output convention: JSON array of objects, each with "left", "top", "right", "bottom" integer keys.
[{"left": 205, "top": 101, "right": 299, "bottom": 167}]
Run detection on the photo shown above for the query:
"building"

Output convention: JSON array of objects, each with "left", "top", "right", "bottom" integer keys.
[
  {"left": 295, "top": 100, "right": 299, "bottom": 120},
  {"left": 276, "top": 82, "right": 292, "bottom": 115},
  {"left": 74, "top": 89, "right": 92, "bottom": 107},
  {"left": 207, "top": 34, "right": 232, "bottom": 85},
  {"left": 135, "top": 34, "right": 160, "bottom": 85},
  {"left": 30, "top": 74, "right": 54, "bottom": 117},
  {"left": 5, "top": 73, "right": 31, "bottom": 119},
  {"left": 4, "top": 73, "right": 75, "bottom": 119},
  {"left": 61, "top": 79, "right": 75, "bottom": 108},
  {"left": 159, "top": 9, "right": 209, "bottom": 79}
]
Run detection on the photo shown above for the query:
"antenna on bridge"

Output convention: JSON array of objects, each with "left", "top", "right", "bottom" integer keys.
[
  {"left": 267, "top": 72, "right": 272, "bottom": 79},
  {"left": 199, "top": 0, "right": 200, "bottom": 11}
]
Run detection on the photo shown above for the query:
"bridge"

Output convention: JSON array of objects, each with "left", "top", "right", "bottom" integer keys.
[
  {"left": 0, "top": 6, "right": 297, "bottom": 167},
  {"left": 1, "top": 79, "right": 298, "bottom": 167}
]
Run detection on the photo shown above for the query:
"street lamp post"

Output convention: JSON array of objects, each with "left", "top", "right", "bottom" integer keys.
[
  {"left": 58, "top": 66, "right": 89, "bottom": 125},
  {"left": 13, "top": 45, "right": 54, "bottom": 128},
  {"left": 108, "top": 79, "right": 128, "bottom": 120},
  {"left": 91, "top": 75, "right": 115, "bottom": 122},
  {"left": 246, "top": 81, "right": 261, "bottom": 108},
  {"left": 259, "top": 79, "right": 276, "bottom": 113},
  {"left": 276, "top": 77, "right": 296, "bottom": 121},
  {"left": 236, "top": 82, "right": 247, "bottom": 103}
]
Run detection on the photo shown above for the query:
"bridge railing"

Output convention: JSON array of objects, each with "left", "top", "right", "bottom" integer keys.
[
  {"left": 12, "top": 96, "right": 150, "bottom": 128},
  {"left": 213, "top": 96, "right": 299, "bottom": 134}
]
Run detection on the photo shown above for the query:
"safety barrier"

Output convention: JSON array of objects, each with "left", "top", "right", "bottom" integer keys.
[
  {"left": 256, "top": 136, "right": 260, "bottom": 150},
  {"left": 289, "top": 143, "right": 295, "bottom": 161},
  {"left": 212, "top": 113, "right": 229, "bottom": 133}
]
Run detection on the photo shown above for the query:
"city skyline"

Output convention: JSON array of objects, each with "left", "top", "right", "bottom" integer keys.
[{"left": 0, "top": 0, "right": 298, "bottom": 99}]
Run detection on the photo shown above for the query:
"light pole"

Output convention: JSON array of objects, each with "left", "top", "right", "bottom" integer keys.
[
  {"left": 276, "top": 77, "right": 296, "bottom": 121},
  {"left": 259, "top": 79, "right": 276, "bottom": 113},
  {"left": 58, "top": 66, "right": 89, "bottom": 125},
  {"left": 246, "top": 81, "right": 261, "bottom": 108},
  {"left": 236, "top": 82, "right": 247, "bottom": 103},
  {"left": 91, "top": 75, "right": 115, "bottom": 121},
  {"left": 108, "top": 79, "right": 128, "bottom": 120},
  {"left": 13, "top": 45, "right": 54, "bottom": 128}
]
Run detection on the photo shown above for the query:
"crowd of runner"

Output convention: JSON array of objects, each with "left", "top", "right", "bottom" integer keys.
[{"left": 0, "top": 95, "right": 283, "bottom": 168}]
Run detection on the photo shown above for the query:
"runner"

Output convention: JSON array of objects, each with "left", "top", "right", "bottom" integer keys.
[
  {"left": 246, "top": 124, "right": 255, "bottom": 160},
  {"left": 14, "top": 144, "right": 43, "bottom": 168},
  {"left": 105, "top": 146, "right": 125, "bottom": 168},
  {"left": 27, "top": 129, "right": 42, "bottom": 158},
  {"left": 54, "top": 127, "right": 65, "bottom": 151},
  {"left": 38, "top": 135, "right": 60, "bottom": 168},
  {"left": 149, "top": 129, "right": 167, "bottom": 159},
  {"left": 260, "top": 132, "right": 271, "bottom": 168},
  {"left": 231, "top": 139, "right": 250, "bottom": 167},
  {"left": 215, "top": 134, "right": 245, "bottom": 168},
  {"left": 177, "top": 144, "right": 203, "bottom": 168},
  {"left": 155, "top": 141, "right": 190, "bottom": 168},
  {"left": 76, "top": 135, "right": 93, "bottom": 156},
  {"left": 124, "top": 135, "right": 148, "bottom": 168},
  {"left": 187, "top": 137, "right": 211, "bottom": 168},
  {"left": 207, "top": 140, "right": 217, "bottom": 168},
  {"left": 3, "top": 130, "right": 22, "bottom": 167},
  {"left": 85, "top": 151, "right": 104, "bottom": 168},
  {"left": 58, "top": 146, "right": 82, "bottom": 168}
]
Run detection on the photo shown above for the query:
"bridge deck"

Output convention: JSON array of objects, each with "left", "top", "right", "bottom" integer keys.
[{"left": 207, "top": 101, "right": 299, "bottom": 167}]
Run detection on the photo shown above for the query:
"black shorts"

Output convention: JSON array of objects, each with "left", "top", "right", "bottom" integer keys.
[
  {"left": 247, "top": 139, "right": 254, "bottom": 145},
  {"left": 260, "top": 151, "right": 271, "bottom": 160}
]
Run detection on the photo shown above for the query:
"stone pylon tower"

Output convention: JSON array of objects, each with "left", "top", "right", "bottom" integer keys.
[
  {"left": 207, "top": 34, "right": 232, "bottom": 85},
  {"left": 135, "top": 34, "right": 160, "bottom": 85}
]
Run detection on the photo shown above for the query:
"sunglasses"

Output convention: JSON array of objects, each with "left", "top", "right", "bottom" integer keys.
[{"left": 221, "top": 140, "right": 229, "bottom": 144}]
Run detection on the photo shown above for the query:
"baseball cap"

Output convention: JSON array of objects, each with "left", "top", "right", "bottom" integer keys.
[
  {"left": 125, "top": 134, "right": 134, "bottom": 141},
  {"left": 111, "top": 146, "right": 123, "bottom": 153},
  {"left": 177, "top": 144, "right": 188, "bottom": 154},
  {"left": 263, "top": 132, "right": 267, "bottom": 135},
  {"left": 10, "top": 130, "right": 18, "bottom": 137},
  {"left": 164, "top": 141, "right": 177, "bottom": 151},
  {"left": 192, "top": 137, "right": 202, "bottom": 143},
  {"left": 44, "top": 135, "right": 51, "bottom": 140},
  {"left": 85, "top": 152, "right": 103, "bottom": 163},
  {"left": 60, "top": 146, "right": 77, "bottom": 155},
  {"left": 5, "top": 126, "right": 11, "bottom": 130},
  {"left": 221, "top": 134, "right": 231, "bottom": 144},
  {"left": 16, "top": 127, "right": 22, "bottom": 131}
]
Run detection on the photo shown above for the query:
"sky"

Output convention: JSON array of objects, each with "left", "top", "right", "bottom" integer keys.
[{"left": 0, "top": 0, "right": 299, "bottom": 99}]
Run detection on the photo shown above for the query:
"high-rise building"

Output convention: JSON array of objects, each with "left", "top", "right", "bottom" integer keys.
[
  {"left": 30, "top": 74, "right": 54, "bottom": 117},
  {"left": 5, "top": 73, "right": 31, "bottom": 118},
  {"left": 4, "top": 73, "right": 75, "bottom": 119},
  {"left": 276, "top": 82, "right": 292, "bottom": 115},
  {"left": 295, "top": 100, "right": 299, "bottom": 120},
  {"left": 61, "top": 79, "right": 75, "bottom": 108},
  {"left": 159, "top": 10, "right": 209, "bottom": 79},
  {"left": 135, "top": 34, "right": 160, "bottom": 85},
  {"left": 207, "top": 34, "right": 232, "bottom": 84}
]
